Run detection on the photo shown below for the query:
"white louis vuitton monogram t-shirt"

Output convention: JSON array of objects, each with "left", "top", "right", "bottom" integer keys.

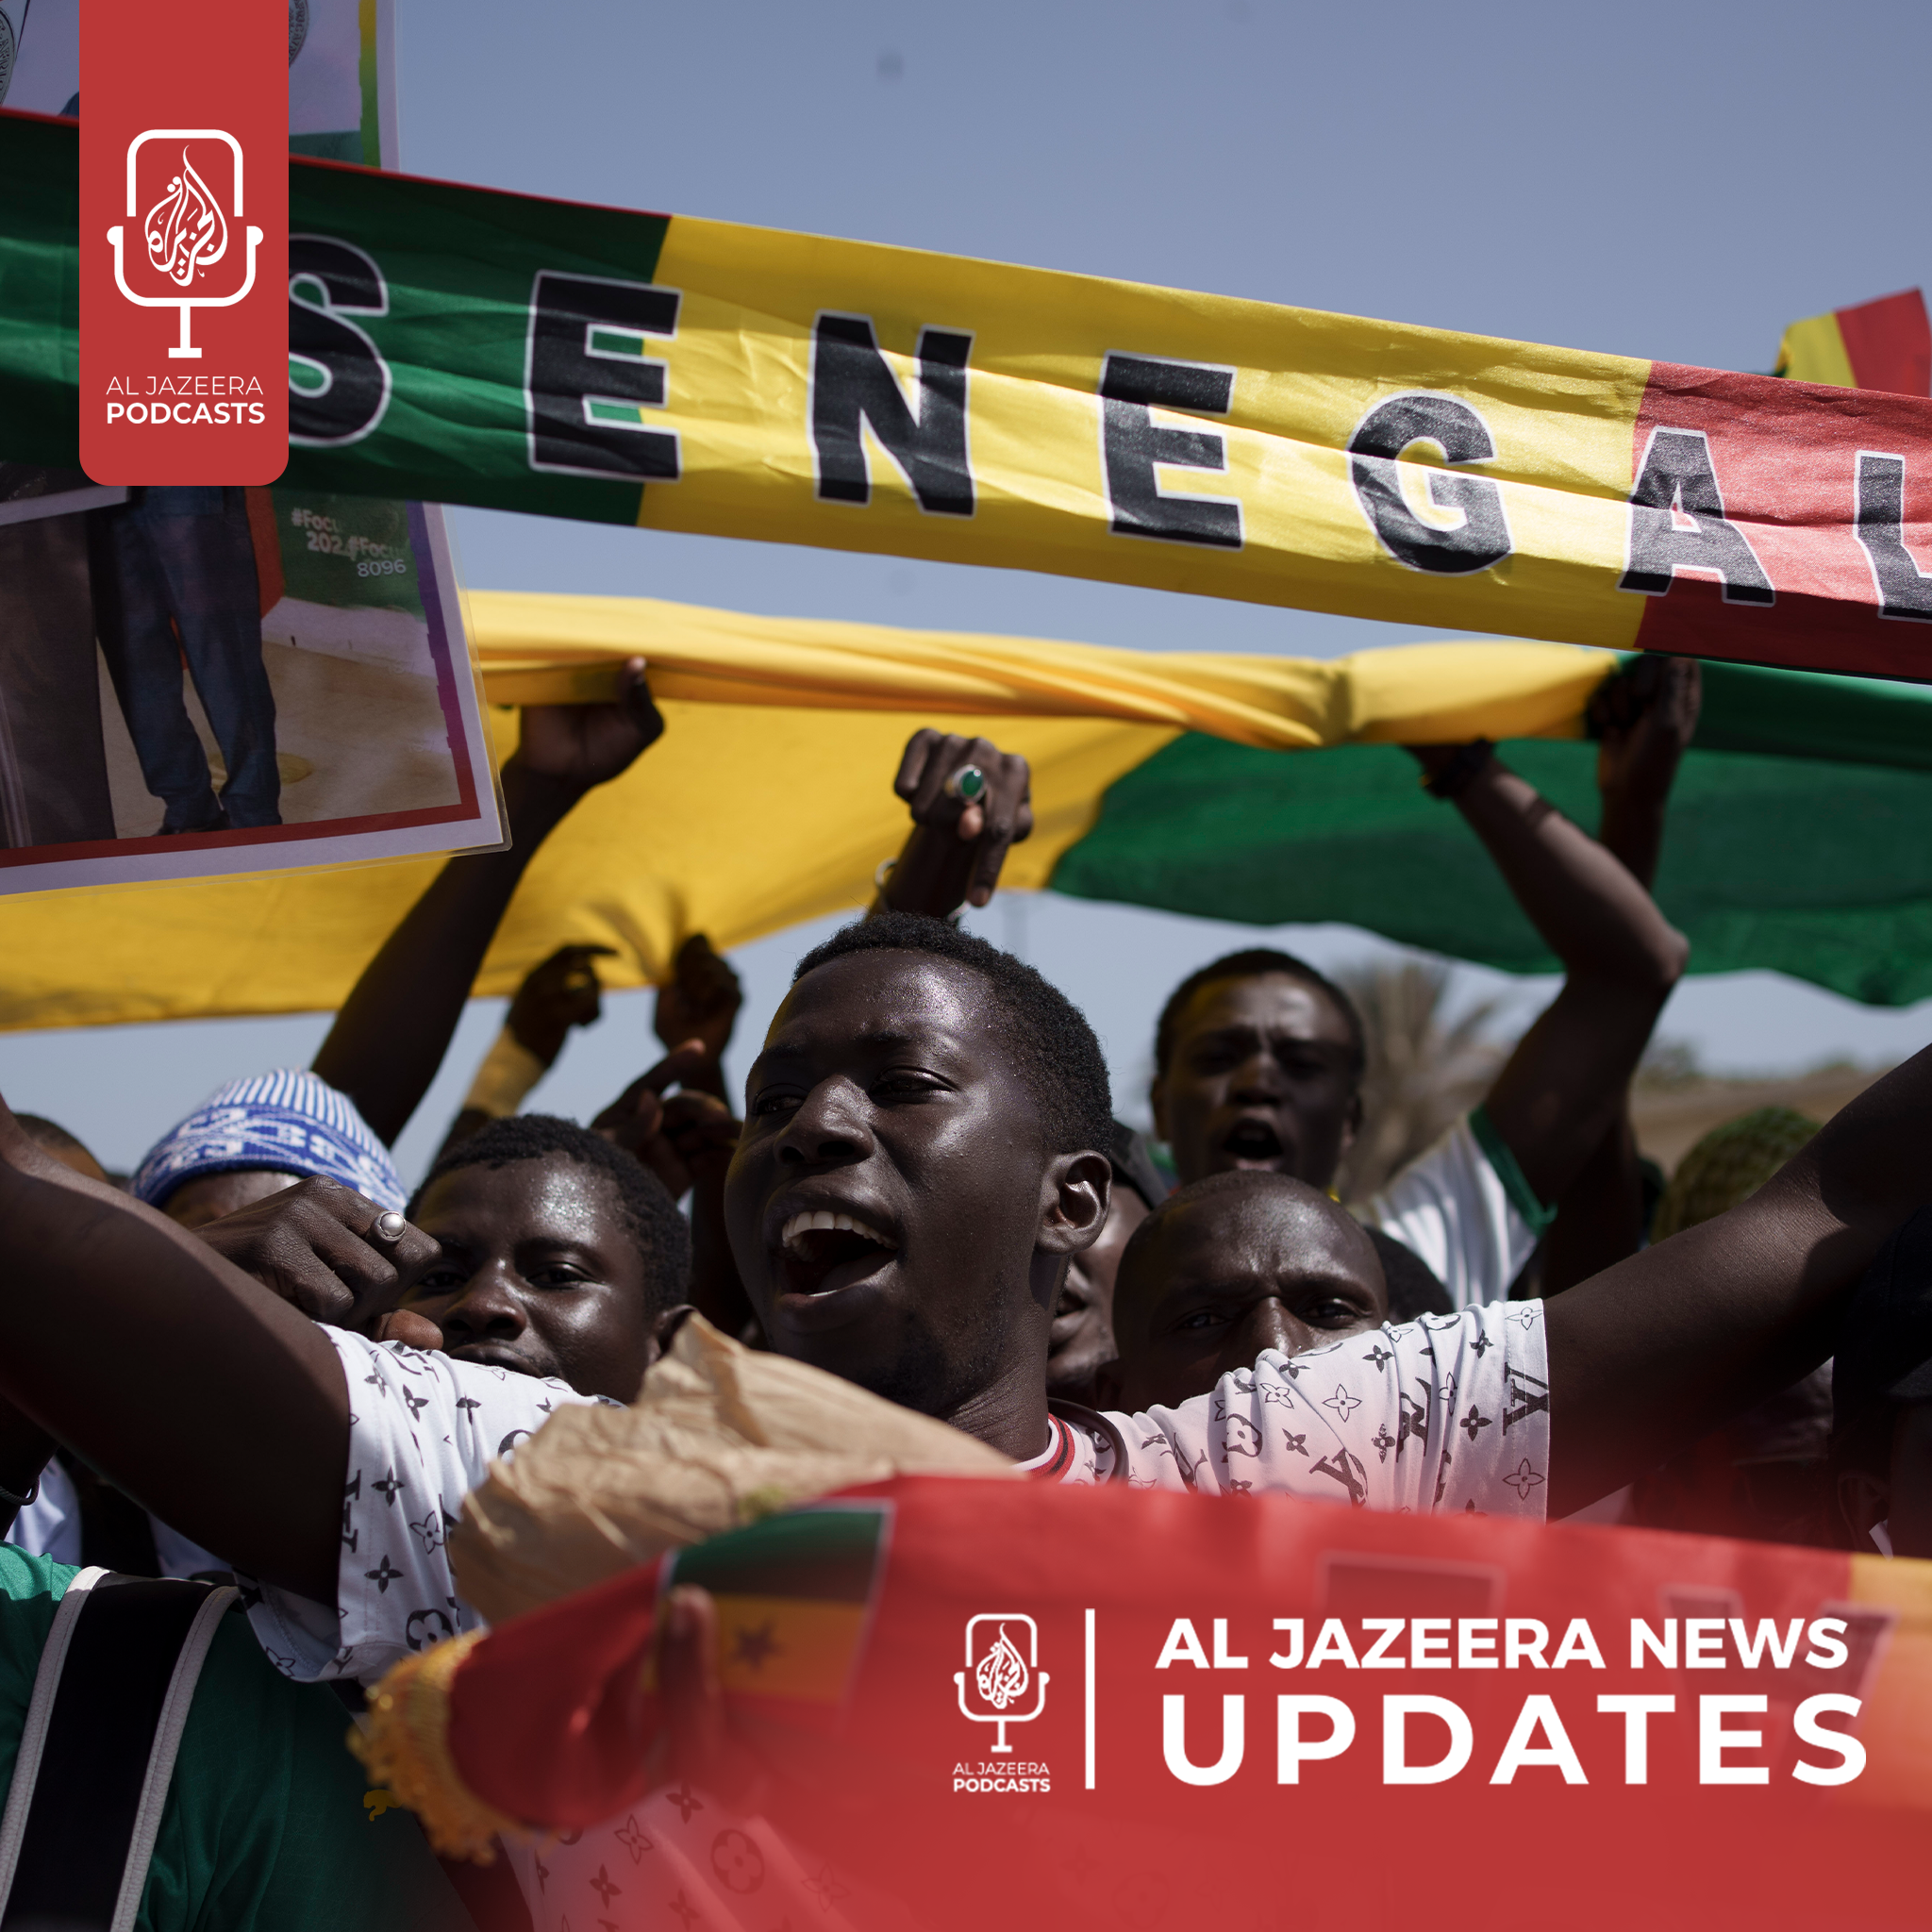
[
  {"left": 246, "top": 1305, "right": 1550, "bottom": 1688},
  {"left": 1071, "top": 1300, "right": 1553, "bottom": 1517}
]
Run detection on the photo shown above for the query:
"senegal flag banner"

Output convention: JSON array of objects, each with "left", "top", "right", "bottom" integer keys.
[
  {"left": 9, "top": 602, "right": 1932, "bottom": 1032},
  {"left": 10, "top": 111, "right": 1932, "bottom": 682},
  {"left": 360, "top": 1477, "right": 1932, "bottom": 1931}
]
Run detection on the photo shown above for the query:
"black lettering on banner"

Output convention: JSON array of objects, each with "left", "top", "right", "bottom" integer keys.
[
  {"left": 810, "top": 314, "right": 974, "bottom": 515},
  {"left": 1099, "top": 354, "right": 1241, "bottom": 549},
  {"left": 288, "top": 237, "right": 391, "bottom": 447},
  {"left": 1619, "top": 425, "right": 1774, "bottom": 605},
  {"left": 1347, "top": 392, "right": 1512, "bottom": 575},
  {"left": 1854, "top": 451, "right": 1932, "bottom": 621},
  {"left": 525, "top": 271, "right": 681, "bottom": 481}
]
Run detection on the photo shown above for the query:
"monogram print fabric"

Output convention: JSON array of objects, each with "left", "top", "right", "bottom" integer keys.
[
  {"left": 1079, "top": 1302, "right": 1553, "bottom": 1517},
  {"left": 242, "top": 1330, "right": 608, "bottom": 1684}
]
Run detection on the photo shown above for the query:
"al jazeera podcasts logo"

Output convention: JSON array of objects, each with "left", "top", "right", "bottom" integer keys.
[
  {"left": 108, "top": 129, "right": 263, "bottom": 359},
  {"left": 78, "top": 0, "right": 287, "bottom": 483},
  {"left": 952, "top": 1613, "right": 1053, "bottom": 1793}
]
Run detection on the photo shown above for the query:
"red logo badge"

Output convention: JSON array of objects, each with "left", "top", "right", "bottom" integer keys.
[{"left": 79, "top": 0, "right": 288, "bottom": 483}]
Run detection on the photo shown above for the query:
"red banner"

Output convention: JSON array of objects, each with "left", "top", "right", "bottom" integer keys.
[
  {"left": 78, "top": 0, "right": 287, "bottom": 483},
  {"left": 363, "top": 1478, "right": 1932, "bottom": 1931}
]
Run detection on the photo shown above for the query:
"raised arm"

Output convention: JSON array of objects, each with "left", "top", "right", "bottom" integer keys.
[
  {"left": 1533, "top": 655, "right": 1701, "bottom": 1293},
  {"left": 434, "top": 942, "right": 616, "bottom": 1159},
  {"left": 595, "top": 1043, "right": 747, "bottom": 1337},
  {"left": 1592, "top": 654, "right": 1702, "bottom": 898},
  {"left": 650, "top": 935, "right": 743, "bottom": 1104},
  {"left": 312, "top": 659, "right": 664, "bottom": 1145},
  {"left": 871, "top": 730, "right": 1033, "bottom": 920},
  {"left": 1409, "top": 712, "right": 1689, "bottom": 1214},
  {"left": 0, "top": 1100, "right": 347, "bottom": 1602},
  {"left": 1547, "top": 1035, "right": 1932, "bottom": 1512}
]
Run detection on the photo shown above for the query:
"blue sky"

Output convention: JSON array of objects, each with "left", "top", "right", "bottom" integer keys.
[{"left": 8, "top": 0, "right": 1932, "bottom": 1177}]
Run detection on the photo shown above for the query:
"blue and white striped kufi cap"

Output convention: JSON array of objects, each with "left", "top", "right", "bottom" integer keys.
[{"left": 132, "top": 1069, "right": 406, "bottom": 1211}]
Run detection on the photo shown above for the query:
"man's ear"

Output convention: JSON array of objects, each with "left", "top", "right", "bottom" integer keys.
[
  {"left": 1339, "top": 1085, "right": 1364, "bottom": 1158},
  {"left": 1838, "top": 1468, "right": 1890, "bottom": 1550},
  {"left": 1039, "top": 1150, "right": 1111, "bottom": 1256},
  {"left": 646, "top": 1303, "right": 700, "bottom": 1371},
  {"left": 1149, "top": 1075, "right": 1169, "bottom": 1144}
]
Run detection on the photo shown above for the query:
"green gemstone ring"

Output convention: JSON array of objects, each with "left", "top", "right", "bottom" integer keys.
[{"left": 943, "top": 764, "right": 988, "bottom": 804}]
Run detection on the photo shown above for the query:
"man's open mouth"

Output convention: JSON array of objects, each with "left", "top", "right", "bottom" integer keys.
[
  {"left": 777, "top": 1208, "right": 900, "bottom": 1297},
  {"left": 1220, "top": 1117, "right": 1286, "bottom": 1165},
  {"left": 1050, "top": 1286, "right": 1092, "bottom": 1346}
]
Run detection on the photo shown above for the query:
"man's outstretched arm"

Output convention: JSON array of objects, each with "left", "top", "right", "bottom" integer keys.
[
  {"left": 0, "top": 1101, "right": 346, "bottom": 1603},
  {"left": 1411, "top": 714, "right": 1689, "bottom": 1215},
  {"left": 1547, "top": 1035, "right": 1932, "bottom": 1513},
  {"left": 313, "top": 659, "right": 664, "bottom": 1146},
  {"left": 1533, "top": 655, "right": 1702, "bottom": 1294}
]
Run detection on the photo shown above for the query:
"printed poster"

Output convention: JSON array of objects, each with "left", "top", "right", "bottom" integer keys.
[{"left": 0, "top": 0, "right": 503, "bottom": 892}]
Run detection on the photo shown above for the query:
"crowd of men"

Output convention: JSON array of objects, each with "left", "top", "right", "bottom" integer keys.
[{"left": 2, "top": 650, "right": 1930, "bottom": 1928}]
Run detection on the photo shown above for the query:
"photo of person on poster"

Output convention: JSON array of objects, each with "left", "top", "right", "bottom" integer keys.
[
  {"left": 0, "top": 0, "right": 497, "bottom": 889},
  {"left": 89, "top": 486, "right": 280, "bottom": 835},
  {"left": 0, "top": 466, "right": 121, "bottom": 849}
]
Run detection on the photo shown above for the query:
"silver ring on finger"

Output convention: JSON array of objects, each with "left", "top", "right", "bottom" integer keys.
[
  {"left": 942, "top": 764, "right": 987, "bottom": 804},
  {"left": 371, "top": 1209, "right": 408, "bottom": 1243}
]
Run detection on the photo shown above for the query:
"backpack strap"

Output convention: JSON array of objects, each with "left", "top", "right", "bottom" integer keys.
[
  {"left": 0, "top": 1565, "right": 109, "bottom": 1903},
  {"left": 0, "top": 1572, "right": 237, "bottom": 1932}
]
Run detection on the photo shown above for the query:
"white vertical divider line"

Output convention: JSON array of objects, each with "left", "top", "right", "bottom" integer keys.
[{"left": 1084, "top": 1606, "right": 1096, "bottom": 1790}]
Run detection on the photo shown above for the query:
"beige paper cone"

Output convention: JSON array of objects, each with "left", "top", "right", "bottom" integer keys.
[{"left": 450, "top": 1312, "right": 1016, "bottom": 1625}]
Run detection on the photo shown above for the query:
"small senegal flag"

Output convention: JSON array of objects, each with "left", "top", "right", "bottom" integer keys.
[
  {"left": 664, "top": 1504, "right": 890, "bottom": 1726},
  {"left": 1776, "top": 287, "right": 1930, "bottom": 397}
]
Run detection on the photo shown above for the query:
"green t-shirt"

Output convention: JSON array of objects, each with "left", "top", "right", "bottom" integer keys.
[{"left": 0, "top": 1548, "right": 474, "bottom": 1932}]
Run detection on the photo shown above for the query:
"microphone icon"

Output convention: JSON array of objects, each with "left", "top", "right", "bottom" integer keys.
[{"left": 108, "top": 129, "right": 262, "bottom": 358}]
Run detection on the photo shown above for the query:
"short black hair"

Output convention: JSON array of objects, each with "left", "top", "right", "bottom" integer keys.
[
  {"left": 1153, "top": 948, "right": 1367, "bottom": 1085},
  {"left": 16, "top": 1114, "right": 92, "bottom": 1160},
  {"left": 791, "top": 913, "right": 1113, "bottom": 1157},
  {"left": 408, "top": 1114, "right": 691, "bottom": 1308},
  {"left": 1364, "top": 1227, "right": 1453, "bottom": 1322}
]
